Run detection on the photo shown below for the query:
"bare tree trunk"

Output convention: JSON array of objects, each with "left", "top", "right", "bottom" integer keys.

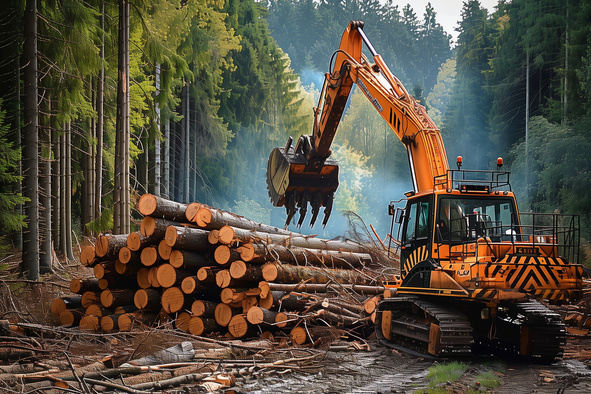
[
  {"left": 52, "top": 121, "right": 61, "bottom": 253},
  {"left": 163, "top": 118, "right": 170, "bottom": 199},
  {"left": 95, "top": 0, "right": 105, "bottom": 223},
  {"left": 39, "top": 92, "right": 52, "bottom": 272},
  {"left": 65, "top": 121, "right": 74, "bottom": 260},
  {"left": 184, "top": 84, "right": 190, "bottom": 202},
  {"left": 155, "top": 63, "right": 161, "bottom": 196},
  {"left": 22, "top": 0, "right": 39, "bottom": 279},
  {"left": 114, "top": 0, "right": 130, "bottom": 234}
]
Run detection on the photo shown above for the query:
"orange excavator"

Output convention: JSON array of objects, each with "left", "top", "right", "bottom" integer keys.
[{"left": 267, "top": 21, "right": 584, "bottom": 361}]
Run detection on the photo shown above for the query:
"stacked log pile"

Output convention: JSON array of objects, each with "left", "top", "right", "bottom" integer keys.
[{"left": 51, "top": 194, "right": 392, "bottom": 343}]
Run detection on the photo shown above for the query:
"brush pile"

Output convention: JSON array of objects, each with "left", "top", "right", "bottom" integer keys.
[{"left": 50, "top": 194, "right": 396, "bottom": 343}]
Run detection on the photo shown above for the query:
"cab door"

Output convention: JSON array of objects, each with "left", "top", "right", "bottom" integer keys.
[{"left": 400, "top": 196, "right": 433, "bottom": 277}]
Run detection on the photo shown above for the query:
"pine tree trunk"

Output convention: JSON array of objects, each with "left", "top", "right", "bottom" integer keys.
[
  {"left": 22, "top": 0, "right": 39, "bottom": 279},
  {"left": 163, "top": 118, "right": 170, "bottom": 198},
  {"left": 39, "top": 92, "right": 52, "bottom": 272},
  {"left": 114, "top": 0, "right": 130, "bottom": 234},
  {"left": 95, "top": 0, "right": 105, "bottom": 222},
  {"left": 65, "top": 121, "right": 74, "bottom": 260},
  {"left": 155, "top": 63, "right": 161, "bottom": 196}
]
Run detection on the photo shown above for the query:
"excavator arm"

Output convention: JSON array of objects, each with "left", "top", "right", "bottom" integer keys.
[{"left": 267, "top": 20, "right": 449, "bottom": 227}]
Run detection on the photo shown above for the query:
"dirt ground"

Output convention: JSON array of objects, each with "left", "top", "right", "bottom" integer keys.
[{"left": 2, "top": 253, "right": 591, "bottom": 393}]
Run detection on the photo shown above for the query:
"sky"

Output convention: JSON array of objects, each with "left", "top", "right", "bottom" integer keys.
[{"left": 392, "top": 0, "right": 500, "bottom": 44}]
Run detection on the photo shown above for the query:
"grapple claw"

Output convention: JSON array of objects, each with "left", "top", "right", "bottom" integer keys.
[
  {"left": 297, "top": 191, "right": 309, "bottom": 227},
  {"left": 284, "top": 190, "right": 297, "bottom": 228},
  {"left": 322, "top": 192, "right": 334, "bottom": 227},
  {"left": 309, "top": 191, "right": 323, "bottom": 227}
]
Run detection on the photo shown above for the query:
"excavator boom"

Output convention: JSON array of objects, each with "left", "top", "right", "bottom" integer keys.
[{"left": 267, "top": 21, "right": 449, "bottom": 226}]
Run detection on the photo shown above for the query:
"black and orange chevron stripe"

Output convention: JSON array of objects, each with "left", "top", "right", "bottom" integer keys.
[{"left": 401, "top": 245, "right": 429, "bottom": 278}]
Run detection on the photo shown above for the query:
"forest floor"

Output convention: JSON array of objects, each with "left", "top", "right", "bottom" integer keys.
[{"left": 2, "top": 249, "right": 591, "bottom": 393}]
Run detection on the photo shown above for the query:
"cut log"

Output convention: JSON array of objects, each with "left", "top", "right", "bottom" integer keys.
[
  {"left": 275, "top": 312, "right": 291, "bottom": 328},
  {"left": 138, "top": 193, "right": 188, "bottom": 221},
  {"left": 119, "top": 311, "right": 157, "bottom": 331},
  {"left": 127, "top": 231, "right": 153, "bottom": 252},
  {"left": 267, "top": 282, "right": 386, "bottom": 295},
  {"left": 207, "top": 229, "right": 219, "bottom": 245},
  {"left": 161, "top": 287, "right": 190, "bottom": 314},
  {"left": 220, "top": 288, "right": 261, "bottom": 304},
  {"left": 137, "top": 267, "right": 151, "bottom": 289},
  {"left": 241, "top": 296, "right": 258, "bottom": 313},
  {"left": 175, "top": 311, "right": 192, "bottom": 332},
  {"left": 277, "top": 292, "right": 313, "bottom": 311},
  {"left": 93, "top": 261, "right": 117, "bottom": 280},
  {"left": 194, "top": 206, "right": 294, "bottom": 236},
  {"left": 69, "top": 278, "right": 101, "bottom": 295},
  {"left": 191, "top": 300, "right": 217, "bottom": 317},
  {"left": 227, "top": 314, "right": 253, "bottom": 338},
  {"left": 158, "top": 240, "right": 173, "bottom": 260},
  {"left": 289, "top": 326, "right": 343, "bottom": 346},
  {"left": 218, "top": 225, "right": 368, "bottom": 253},
  {"left": 320, "top": 300, "right": 363, "bottom": 319},
  {"left": 119, "top": 247, "right": 141, "bottom": 266},
  {"left": 101, "top": 314, "right": 122, "bottom": 332},
  {"left": 184, "top": 202, "right": 204, "bottom": 222},
  {"left": 79, "top": 315, "right": 100, "bottom": 331},
  {"left": 363, "top": 295, "right": 382, "bottom": 314},
  {"left": 81, "top": 245, "right": 97, "bottom": 266},
  {"left": 85, "top": 304, "right": 110, "bottom": 317},
  {"left": 215, "top": 270, "right": 251, "bottom": 289},
  {"left": 239, "top": 242, "right": 371, "bottom": 269},
  {"left": 156, "top": 264, "right": 193, "bottom": 288},
  {"left": 81, "top": 291, "right": 101, "bottom": 308},
  {"left": 214, "top": 303, "right": 241, "bottom": 327},
  {"left": 188, "top": 317, "right": 219, "bottom": 336},
  {"left": 101, "top": 289, "right": 136, "bottom": 309},
  {"left": 134, "top": 289, "right": 162, "bottom": 310},
  {"left": 196, "top": 267, "right": 221, "bottom": 285},
  {"left": 258, "top": 281, "right": 270, "bottom": 298},
  {"left": 169, "top": 250, "right": 211, "bottom": 269},
  {"left": 317, "top": 309, "right": 369, "bottom": 327},
  {"left": 95, "top": 234, "right": 128, "bottom": 259},
  {"left": 140, "top": 216, "right": 178, "bottom": 238},
  {"left": 262, "top": 262, "right": 372, "bottom": 285},
  {"left": 164, "top": 226, "right": 210, "bottom": 251},
  {"left": 179, "top": 276, "right": 211, "bottom": 295},
  {"left": 246, "top": 306, "right": 277, "bottom": 325},
  {"left": 258, "top": 291, "right": 286, "bottom": 310},
  {"left": 59, "top": 309, "right": 84, "bottom": 327},
  {"left": 229, "top": 260, "right": 264, "bottom": 282},
  {"left": 140, "top": 246, "right": 162, "bottom": 267},
  {"left": 51, "top": 296, "right": 82, "bottom": 316},
  {"left": 148, "top": 266, "right": 161, "bottom": 287},
  {"left": 115, "top": 260, "right": 140, "bottom": 276},
  {"left": 213, "top": 245, "right": 241, "bottom": 265}
]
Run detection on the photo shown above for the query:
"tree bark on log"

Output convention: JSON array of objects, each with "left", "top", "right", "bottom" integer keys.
[
  {"left": 133, "top": 288, "right": 161, "bottom": 310},
  {"left": 261, "top": 262, "right": 372, "bottom": 285},
  {"left": 188, "top": 316, "right": 219, "bottom": 336},
  {"left": 118, "top": 247, "right": 141, "bottom": 265},
  {"left": 138, "top": 194, "right": 188, "bottom": 221},
  {"left": 196, "top": 267, "right": 221, "bottom": 285},
  {"left": 140, "top": 216, "right": 180, "bottom": 238},
  {"left": 267, "top": 282, "right": 385, "bottom": 295},
  {"left": 69, "top": 278, "right": 101, "bottom": 294},
  {"left": 95, "top": 234, "right": 128, "bottom": 259},
  {"left": 238, "top": 243, "right": 371, "bottom": 269},
  {"left": 194, "top": 206, "right": 294, "bottom": 236},
  {"left": 218, "top": 225, "right": 368, "bottom": 253},
  {"left": 100, "top": 289, "right": 136, "bottom": 308},
  {"left": 229, "top": 260, "right": 264, "bottom": 282},
  {"left": 289, "top": 326, "right": 343, "bottom": 346},
  {"left": 51, "top": 297, "right": 82, "bottom": 315},
  {"left": 169, "top": 250, "right": 211, "bottom": 269},
  {"left": 246, "top": 306, "right": 277, "bottom": 325},
  {"left": 164, "top": 226, "right": 210, "bottom": 251},
  {"left": 191, "top": 300, "right": 217, "bottom": 317}
]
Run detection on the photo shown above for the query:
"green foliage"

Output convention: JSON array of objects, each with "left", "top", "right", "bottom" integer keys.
[
  {"left": 0, "top": 101, "right": 26, "bottom": 251},
  {"left": 426, "top": 361, "right": 469, "bottom": 388}
]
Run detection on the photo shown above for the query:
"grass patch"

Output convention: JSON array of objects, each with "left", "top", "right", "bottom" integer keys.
[
  {"left": 474, "top": 370, "right": 503, "bottom": 388},
  {"left": 426, "top": 361, "right": 469, "bottom": 388}
]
